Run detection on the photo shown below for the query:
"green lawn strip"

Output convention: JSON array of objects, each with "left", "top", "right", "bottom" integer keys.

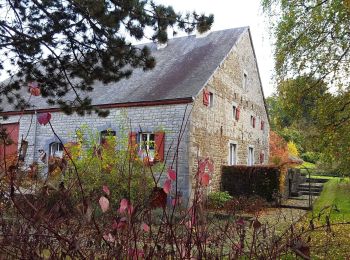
[
  {"left": 298, "top": 177, "right": 350, "bottom": 258},
  {"left": 311, "top": 178, "right": 350, "bottom": 222}
]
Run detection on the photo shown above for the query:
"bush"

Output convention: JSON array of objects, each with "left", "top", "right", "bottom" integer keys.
[
  {"left": 207, "top": 191, "right": 233, "bottom": 209},
  {"left": 301, "top": 151, "right": 320, "bottom": 163},
  {"left": 221, "top": 165, "right": 280, "bottom": 202},
  {"left": 62, "top": 125, "right": 156, "bottom": 208}
]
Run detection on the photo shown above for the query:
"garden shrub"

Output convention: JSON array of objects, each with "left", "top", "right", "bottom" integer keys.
[
  {"left": 301, "top": 151, "right": 320, "bottom": 164},
  {"left": 221, "top": 165, "right": 280, "bottom": 202},
  {"left": 62, "top": 125, "right": 157, "bottom": 207},
  {"left": 207, "top": 191, "right": 233, "bottom": 209}
]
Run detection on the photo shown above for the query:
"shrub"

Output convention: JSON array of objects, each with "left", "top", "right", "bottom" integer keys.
[
  {"left": 301, "top": 151, "right": 320, "bottom": 164},
  {"left": 207, "top": 191, "right": 233, "bottom": 209},
  {"left": 62, "top": 125, "right": 156, "bottom": 207},
  {"left": 222, "top": 165, "right": 280, "bottom": 202}
]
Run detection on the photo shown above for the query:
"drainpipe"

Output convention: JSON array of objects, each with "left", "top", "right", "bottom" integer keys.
[{"left": 32, "top": 110, "right": 38, "bottom": 163}]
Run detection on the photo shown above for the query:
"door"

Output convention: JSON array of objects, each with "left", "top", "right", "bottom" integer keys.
[{"left": 0, "top": 123, "right": 20, "bottom": 161}]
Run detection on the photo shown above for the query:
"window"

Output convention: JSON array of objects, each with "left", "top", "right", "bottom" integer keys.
[
  {"left": 208, "top": 92, "right": 214, "bottom": 108},
  {"left": 100, "top": 129, "right": 116, "bottom": 146},
  {"left": 243, "top": 72, "right": 248, "bottom": 90},
  {"left": 232, "top": 105, "right": 236, "bottom": 119},
  {"left": 248, "top": 147, "right": 254, "bottom": 166},
  {"left": 49, "top": 142, "right": 64, "bottom": 158},
  {"left": 261, "top": 120, "right": 265, "bottom": 130},
  {"left": 229, "top": 143, "right": 237, "bottom": 165},
  {"left": 139, "top": 133, "right": 156, "bottom": 161},
  {"left": 250, "top": 116, "right": 256, "bottom": 128}
]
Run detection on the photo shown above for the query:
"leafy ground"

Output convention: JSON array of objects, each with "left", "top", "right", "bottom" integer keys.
[{"left": 300, "top": 177, "right": 350, "bottom": 259}]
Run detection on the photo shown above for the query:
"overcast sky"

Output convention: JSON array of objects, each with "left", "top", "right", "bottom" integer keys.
[{"left": 155, "top": 0, "right": 276, "bottom": 97}]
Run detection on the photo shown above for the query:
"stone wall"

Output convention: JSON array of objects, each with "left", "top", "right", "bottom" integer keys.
[
  {"left": 188, "top": 30, "right": 270, "bottom": 191},
  {"left": 1, "top": 103, "right": 192, "bottom": 197}
]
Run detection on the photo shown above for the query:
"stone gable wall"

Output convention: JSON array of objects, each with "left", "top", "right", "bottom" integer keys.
[{"left": 189, "top": 30, "right": 270, "bottom": 191}]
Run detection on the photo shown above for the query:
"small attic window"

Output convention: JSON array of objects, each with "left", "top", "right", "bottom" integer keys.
[
  {"left": 209, "top": 92, "right": 214, "bottom": 108},
  {"left": 243, "top": 72, "right": 248, "bottom": 90}
]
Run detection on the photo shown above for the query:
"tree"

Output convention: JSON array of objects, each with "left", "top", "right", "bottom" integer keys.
[
  {"left": 0, "top": 0, "right": 213, "bottom": 115},
  {"left": 263, "top": 1, "right": 350, "bottom": 173}
]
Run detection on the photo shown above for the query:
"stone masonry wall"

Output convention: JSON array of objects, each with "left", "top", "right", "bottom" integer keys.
[
  {"left": 188, "top": 30, "right": 270, "bottom": 192},
  {"left": 1, "top": 103, "right": 192, "bottom": 198}
]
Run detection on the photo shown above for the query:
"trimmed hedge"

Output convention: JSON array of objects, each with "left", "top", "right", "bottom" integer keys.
[{"left": 221, "top": 165, "right": 280, "bottom": 202}]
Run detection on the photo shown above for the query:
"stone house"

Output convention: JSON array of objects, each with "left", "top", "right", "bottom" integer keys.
[{"left": 0, "top": 27, "right": 269, "bottom": 198}]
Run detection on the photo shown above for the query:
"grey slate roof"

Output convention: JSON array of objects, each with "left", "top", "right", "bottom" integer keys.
[{"left": 3, "top": 27, "right": 248, "bottom": 112}]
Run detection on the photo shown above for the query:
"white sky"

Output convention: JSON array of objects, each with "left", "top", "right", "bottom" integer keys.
[{"left": 154, "top": 0, "right": 276, "bottom": 97}]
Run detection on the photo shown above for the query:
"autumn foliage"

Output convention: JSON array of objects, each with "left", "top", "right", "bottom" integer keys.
[{"left": 269, "top": 130, "right": 289, "bottom": 166}]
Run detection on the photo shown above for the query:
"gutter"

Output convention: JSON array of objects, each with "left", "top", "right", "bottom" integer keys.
[{"left": 0, "top": 97, "right": 194, "bottom": 116}]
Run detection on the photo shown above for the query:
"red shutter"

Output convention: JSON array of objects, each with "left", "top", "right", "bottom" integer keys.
[
  {"left": 154, "top": 131, "right": 165, "bottom": 162},
  {"left": 253, "top": 117, "right": 256, "bottom": 128},
  {"left": 261, "top": 120, "right": 265, "bottom": 130},
  {"left": 0, "top": 123, "right": 19, "bottom": 161},
  {"left": 203, "top": 90, "right": 209, "bottom": 106},
  {"left": 128, "top": 132, "right": 137, "bottom": 157},
  {"left": 235, "top": 107, "right": 240, "bottom": 121},
  {"left": 260, "top": 152, "right": 264, "bottom": 164}
]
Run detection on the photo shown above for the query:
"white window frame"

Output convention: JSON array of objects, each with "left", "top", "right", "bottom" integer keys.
[
  {"left": 248, "top": 146, "right": 254, "bottom": 166},
  {"left": 139, "top": 132, "right": 155, "bottom": 161},
  {"left": 208, "top": 92, "right": 214, "bottom": 108},
  {"left": 49, "top": 142, "right": 64, "bottom": 158},
  {"left": 229, "top": 142, "right": 237, "bottom": 165}
]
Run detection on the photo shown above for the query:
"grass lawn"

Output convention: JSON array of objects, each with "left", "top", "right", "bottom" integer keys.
[{"left": 300, "top": 177, "right": 350, "bottom": 259}]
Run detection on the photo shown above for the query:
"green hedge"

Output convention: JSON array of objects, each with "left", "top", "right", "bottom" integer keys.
[{"left": 221, "top": 165, "right": 280, "bottom": 202}]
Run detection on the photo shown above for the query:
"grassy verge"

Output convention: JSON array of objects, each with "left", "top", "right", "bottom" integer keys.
[{"left": 300, "top": 177, "right": 350, "bottom": 259}]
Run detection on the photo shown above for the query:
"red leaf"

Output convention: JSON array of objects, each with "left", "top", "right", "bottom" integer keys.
[
  {"left": 113, "top": 217, "right": 127, "bottom": 230},
  {"left": 163, "top": 179, "right": 172, "bottom": 194},
  {"left": 167, "top": 168, "right": 176, "bottom": 181},
  {"left": 141, "top": 222, "right": 150, "bottom": 232},
  {"left": 207, "top": 160, "right": 214, "bottom": 173},
  {"left": 127, "top": 205, "right": 134, "bottom": 216},
  {"left": 198, "top": 160, "right": 206, "bottom": 173},
  {"left": 37, "top": 112, "right": 51, "bottom": 125},
  {"left": 118, "top": 198, "right": 129, "bottom": 214},
  {"left": 99, "top": 196, "right": 109, "bottom": 213},
  {"left": 201, "top": 173, "right": 210, "bottom": 186},
  {"left": 149, "top": 187, "right": 167, "bottom": 209},
  {"left": 102, "top": 185, "right": 110, "bottom": 196},
  {"left": 29, "top": 87, "right": 41, "bottom": 96}
]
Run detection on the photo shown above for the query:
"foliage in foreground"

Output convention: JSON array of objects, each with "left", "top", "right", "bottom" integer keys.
[{"left": 1, "top": 116, "right": 349, "bottom": 258}]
